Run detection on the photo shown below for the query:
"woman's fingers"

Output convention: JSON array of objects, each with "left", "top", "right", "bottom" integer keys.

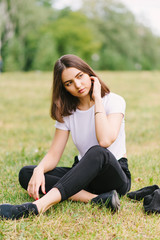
[
  {"left": 90, "top": 76, "right": 101, "bottom": 100},
  {"left": 27, "top": 184, "right": 33, "bottom": 198},
  {"left": 27, "top": 184, "right": 39, "bottom": 200},
  {"left": 27, "top": 172, "right": 45, "bottom": 200},
  {"left": 41, "top": 177, "right": 46, "bottom": 195},
  {"left": 33, "top": 187, "right": 40, "bottom": 200}
]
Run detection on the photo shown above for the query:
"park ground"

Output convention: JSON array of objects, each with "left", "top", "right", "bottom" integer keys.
[{"left": 0, "top": 71, "right": 160, "bottom": 239}]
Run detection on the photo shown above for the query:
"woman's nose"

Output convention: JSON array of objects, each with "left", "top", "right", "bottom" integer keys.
[{"left": 74, "top": 79, "right": 81, "bottom": 88}]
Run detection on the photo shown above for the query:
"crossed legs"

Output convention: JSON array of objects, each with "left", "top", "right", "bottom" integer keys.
[{"left": 19, "top": 146, "right": 129, "bottom": 213}]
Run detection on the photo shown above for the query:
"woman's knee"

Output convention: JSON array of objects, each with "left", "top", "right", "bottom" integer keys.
[
  {"left": 86, "top": 145, "right": 110, "bottom": 158},
  {"left": 85, "top": 145, "right": 117, "bottom": 168},
  {"left": 84, "top": 145, "right": 109, "bottom": 164}
]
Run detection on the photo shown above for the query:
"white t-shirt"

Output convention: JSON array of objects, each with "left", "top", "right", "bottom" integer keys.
[{"left": 55, "top": 92, "right": 126, "bottom": 160}]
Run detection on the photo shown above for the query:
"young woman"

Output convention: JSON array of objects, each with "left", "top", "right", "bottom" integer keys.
[{"left": 0, "top": 54, "right": 131, "bottom": 220}]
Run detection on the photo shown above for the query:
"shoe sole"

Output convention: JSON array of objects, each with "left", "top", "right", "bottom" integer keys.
[{"left": 111, "top": 190, "right": 120, "bottom": 211}]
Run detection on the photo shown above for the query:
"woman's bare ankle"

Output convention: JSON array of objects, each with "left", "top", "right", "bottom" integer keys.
[
  {"left": 33, "top": 200, "right": 42, "bottom": 213},
  {"left": 33, "top": 188, "right": 62, "bottom": 213}
]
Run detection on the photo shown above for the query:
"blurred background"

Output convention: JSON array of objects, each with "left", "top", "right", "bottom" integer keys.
[{"left": 0, "top": 0, "right": 160, "bottom": 72}]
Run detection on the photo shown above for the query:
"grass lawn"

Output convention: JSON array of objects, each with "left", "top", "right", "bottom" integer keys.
[{"left": 0, "top": 71, "right": 160, "bottom": 239}]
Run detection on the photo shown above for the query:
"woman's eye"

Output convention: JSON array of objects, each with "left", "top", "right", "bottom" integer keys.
[
  {"left": 78, "top": 73, "right": 83, "bottom": 79},
  {"left": 66, "top": 81, "right": 72, "bottom": 87}
]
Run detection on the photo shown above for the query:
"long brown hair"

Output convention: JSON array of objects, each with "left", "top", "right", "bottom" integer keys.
[{"left": 50, "top": 54, "right": 110, "bottom": 122}]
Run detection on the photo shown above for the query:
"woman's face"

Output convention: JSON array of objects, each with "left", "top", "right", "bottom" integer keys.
[{"left": 61, "top": 67, "right": 92, "bottom": 98}]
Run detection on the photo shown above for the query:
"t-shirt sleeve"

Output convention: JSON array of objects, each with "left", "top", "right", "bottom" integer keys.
[
  {"left": 105, "top": 93, "right": 126, "bottom": 115},
  {"left": 55, "top": 117, "right": 70, "bottom": 131}
]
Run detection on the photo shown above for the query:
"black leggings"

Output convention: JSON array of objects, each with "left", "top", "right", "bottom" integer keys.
[{"left": 19, "top": 145, "right": 131, "bottom": 201}]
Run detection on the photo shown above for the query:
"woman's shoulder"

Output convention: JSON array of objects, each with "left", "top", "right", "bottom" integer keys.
[
  {"left": 103, "top": 92, "right": 125, "bottom": 103},
  {"left": 103, "top": 92, "right": 126, "bottom": 114}
]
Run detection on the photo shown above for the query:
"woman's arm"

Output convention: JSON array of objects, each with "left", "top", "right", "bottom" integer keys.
[
  {"left": 27, "top": 129, "right": 69, "bottom": 200},
  {"left": 36, "top": 129, "right": 70, "bottom": 173},
  {"left": 91, "top": 76, "right": 123, "bottom": 148}
]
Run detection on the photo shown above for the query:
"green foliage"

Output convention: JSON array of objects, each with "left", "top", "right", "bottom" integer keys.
[
  {"left": 36, "top": 0, "right": 54, "bottom": 7},
  {"left": 0, "top": 0, "right": 51, "bottom": 71},
  {"left": 1, "top": 0, "right": 160, "bottom": 71},
  {"left": 3, "top": 37, "right": 25, "bottom": 71},
  {"left": 44, "top": 10, "right": 101, "bottom": 64},
  {"left": 82, "top": 0, "right": 160, "bottom": 70},
  {"left": 32, "top": 33, "right": 59, "bottom": 71}
]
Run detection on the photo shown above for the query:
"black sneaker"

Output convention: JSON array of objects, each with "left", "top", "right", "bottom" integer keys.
[
  {"left": 127, "top": 185, "right": 159, "bottom": 201},
  {"left": 91, "top": 190, "right": 120, "bottom": 212},
  {"left": 0, "top": 202, "right": 39, "bottom": 220},
  {"left": 143, "top": 189, "right": 160, "bottom": 214}
]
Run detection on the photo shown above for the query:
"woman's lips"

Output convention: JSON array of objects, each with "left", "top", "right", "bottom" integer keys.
[{"left": 78, "top": 88, "right": 85, "bottom": 93}]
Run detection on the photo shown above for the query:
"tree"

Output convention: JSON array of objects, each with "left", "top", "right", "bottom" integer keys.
[
  {"left": 0, "top": 0, "right": 51, "bottom": 71},
  {"left": 38, "top": 9, "right": 101, "bottom": 67},
  {"left": 1, "top": 0, "right": 160, "bottom": 71},
  {"left": 32, "top": 33, "right": 59, "bottom": 71},
  {"left": 81, "top": 0, "right": 160, "bottom": 70}
]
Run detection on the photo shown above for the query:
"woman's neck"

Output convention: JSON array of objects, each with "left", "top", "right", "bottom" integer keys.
[{"left": 77, "top": 96, "right": 94, "bottom": 110}]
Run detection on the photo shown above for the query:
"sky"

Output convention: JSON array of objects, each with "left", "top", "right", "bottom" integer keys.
[
  {"left": 120, "top": 0, "right": 160, "bottom": 36},
  {"left": 54, "top": 0, "right": 160, "bottom": 36}
]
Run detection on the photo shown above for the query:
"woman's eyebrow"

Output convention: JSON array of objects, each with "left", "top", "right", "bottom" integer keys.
[{"left": 64, "top": 71, "right": 82, "bottom": 84}]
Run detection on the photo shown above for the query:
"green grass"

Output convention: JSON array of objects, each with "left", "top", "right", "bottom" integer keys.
[{"left": 0, "top": 71, "right": 160, "bottom": 239}]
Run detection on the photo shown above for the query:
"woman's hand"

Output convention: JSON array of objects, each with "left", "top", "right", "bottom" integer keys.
[
  {"left": 27, "top": 167, "right": 46, "bottom": 200},
  {"left": 90, "top": 76, "right": 101, "bottom": 101},
  {"left": 26, "top": 129, "right": 69, "bottom": 200}
]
